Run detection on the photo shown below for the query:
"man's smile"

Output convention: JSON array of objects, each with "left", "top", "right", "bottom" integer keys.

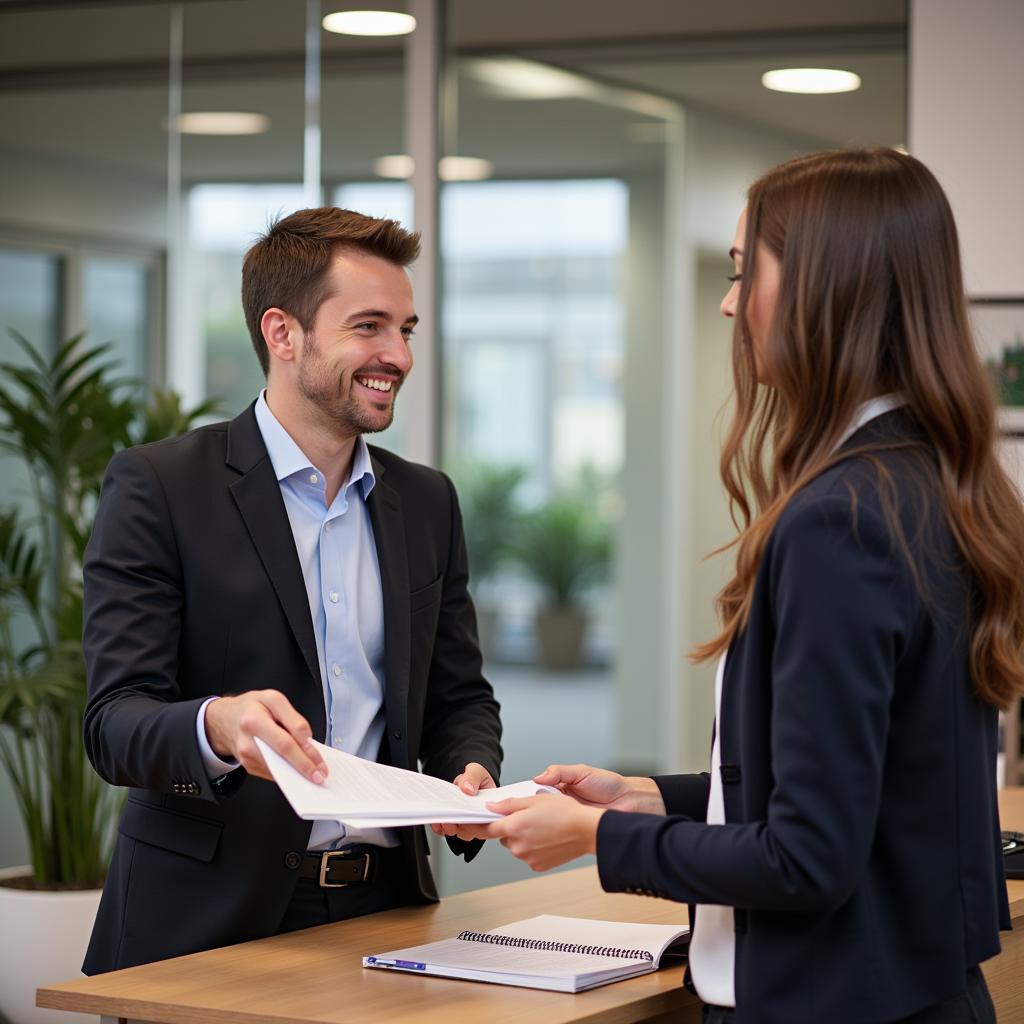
[{"left": 354, "top": 374, "right": 397, "bottom": 394}]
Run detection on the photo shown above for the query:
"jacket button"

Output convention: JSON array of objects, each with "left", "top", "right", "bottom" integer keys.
[
  {"left": 393, "top": 729, "right": 402, "bottom": 740},
  {"left": 284, "top": 851, "right": 302, "bottom": 870}
]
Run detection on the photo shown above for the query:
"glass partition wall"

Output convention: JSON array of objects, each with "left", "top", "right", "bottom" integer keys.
[
  {"left": 0, "top": 2, "right": 171, "bottom": 869},
  {"left": 0, "top": 0, "right": 909, "bottom": 890}
]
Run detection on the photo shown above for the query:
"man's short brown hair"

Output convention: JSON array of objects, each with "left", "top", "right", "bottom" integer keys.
[{"left": 241, "top": 207, "right": 421, "bottom": 375}]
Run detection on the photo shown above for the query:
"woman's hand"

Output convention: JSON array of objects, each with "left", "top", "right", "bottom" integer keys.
[
  {"left": 483, "top": 793, "right": 605, "bottom": 872},
  {"left": 534, "top": 763, "right": 666, "bottom": 815}
]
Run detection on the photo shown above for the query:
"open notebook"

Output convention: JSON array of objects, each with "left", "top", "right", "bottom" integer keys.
[{"left": 363, "top": 914, "right": 690, "bottom": 993}]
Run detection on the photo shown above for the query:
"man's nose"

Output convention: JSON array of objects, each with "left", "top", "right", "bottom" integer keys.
[{"left": 381, "top": 329, "right": 413, "bottom": 374}]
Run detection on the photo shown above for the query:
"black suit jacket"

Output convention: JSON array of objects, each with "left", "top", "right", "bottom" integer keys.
[
  {"left": 597, "top": 411, "right": 1009, "bottom": 1022},
  {"left": 81, "top": 405, "right": 502, "bottom": 973}
]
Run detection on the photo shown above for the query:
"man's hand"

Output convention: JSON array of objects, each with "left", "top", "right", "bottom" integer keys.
[
  {"left": 481, "top": 793, "right": 604, "bottom": 872},
  {"left": 204, "top": 690, "right": 327, "bottom": 784},
  {"left": 430, "top": 762, "right": 497, "bottom": 842},
  {"left": 534, "top": 763, "right": 666, "bottom": 815}
]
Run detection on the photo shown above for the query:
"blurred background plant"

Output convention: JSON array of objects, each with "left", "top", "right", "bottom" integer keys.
[
  {"left": 448, "top": 462, "right": 526, "bottom": 659},
  {"left": 514, "top": 491, "right": 611, "bottom": 609},
  {"left": 451, "top": 462, "right": 526, "bottom": 592},
  {"left": 0, "top": 331, "right": 216, "bottom": 889},
  {"left": 512, "top": 470, "right": 613, "bottom": 669}
]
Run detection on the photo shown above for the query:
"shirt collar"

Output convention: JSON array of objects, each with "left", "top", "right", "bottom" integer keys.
[
  {"left": 835, "top": 392, "right": 906, "bottom": 451},
  {"left": 253, "top": 390, "right": 376, "bottom": 500}
]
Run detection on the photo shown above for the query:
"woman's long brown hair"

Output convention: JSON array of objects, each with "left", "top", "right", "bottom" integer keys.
[{"left": 693, "top": 148, "right": 1024, "bottom": 710}]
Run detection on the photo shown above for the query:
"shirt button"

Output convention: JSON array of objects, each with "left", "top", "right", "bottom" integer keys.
[
  {"left": 332, "top": 664, "right": 342, "bottom": 677},
  {"left": 329, "top": 591, "right": 339, "bottom": 603},
  {"left": 324, "top": 521, "right": 332, "bottom": 531},
  {"left": 333, "top": 738, "right": 344, "bottom": 748},
  {"left": 309, "top": 473, "right": 318, "bottom": 484}
]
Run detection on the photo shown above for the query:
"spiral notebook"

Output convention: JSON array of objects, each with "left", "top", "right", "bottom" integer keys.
[{"left": 362, "top": 914, "right": 690, "bottom": 993}]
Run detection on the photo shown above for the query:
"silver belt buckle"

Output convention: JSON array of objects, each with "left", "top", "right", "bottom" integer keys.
[{"left": 319, "top": 849, "right": 370, "bottom": 888}]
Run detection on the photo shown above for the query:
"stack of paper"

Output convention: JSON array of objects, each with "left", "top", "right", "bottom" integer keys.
[{"left": 255, "top": 737, "right": 559, "bottom": 827}]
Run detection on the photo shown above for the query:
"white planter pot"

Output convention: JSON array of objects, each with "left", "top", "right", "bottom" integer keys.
[{"left": 0, "top": 866, "right": 102, "bottom": 1024}]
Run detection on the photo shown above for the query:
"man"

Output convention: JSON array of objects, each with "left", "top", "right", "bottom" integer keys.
[{"left": 81, "top": 207, "right": 502, "bottom": 973}]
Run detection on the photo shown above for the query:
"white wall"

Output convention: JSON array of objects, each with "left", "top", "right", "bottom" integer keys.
[
  {"left": 665, "top": 113, "right": 804, "bottom": 773},
  {"left": 908, "top": 0, "right": 1024, "bottom": 297},
  {"left": 614, "top": 169, "right": 671, "bottom": 772},
  {"left": 682, "top": 255, "right": 741, "bottom": 767},
  {"left": 614, "top": 108, "right": 808, "bottom": 774},
  {"left": 685, "top": 114, "right": 807, "bottom": 260}
]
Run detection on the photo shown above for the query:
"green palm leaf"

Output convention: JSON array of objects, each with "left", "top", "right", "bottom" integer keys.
[{"left": 0, "top": 329, "right": 221, "bottom": 886}]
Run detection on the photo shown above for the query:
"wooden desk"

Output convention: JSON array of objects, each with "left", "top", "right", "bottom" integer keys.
[
  {"left": 38, "top": 789, "right": 1024, "bottom": 1024},
  {"left": 38, "top": 866, "right": 696, "bottom": 1024}
]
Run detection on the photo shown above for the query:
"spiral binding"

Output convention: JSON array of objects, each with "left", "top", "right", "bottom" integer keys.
[{"left": 455, "top": 930, "right": 653, "bottom": 962}]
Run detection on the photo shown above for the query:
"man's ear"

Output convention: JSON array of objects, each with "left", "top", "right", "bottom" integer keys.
[{"left": 261, "top": 307, "right": 298, "bottom": 366}]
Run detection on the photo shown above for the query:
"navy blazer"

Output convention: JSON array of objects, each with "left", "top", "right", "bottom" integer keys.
[
  {"left": 597, "top": 411, "right": 1009, "bottom": 1023},
  {"left": 81, "top": 405, "right": 502, "bottom": 973}
]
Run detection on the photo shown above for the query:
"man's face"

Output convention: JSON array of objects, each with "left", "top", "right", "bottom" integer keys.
[{"left": 294, "top": 250, "right": 417, "bottom": 436}]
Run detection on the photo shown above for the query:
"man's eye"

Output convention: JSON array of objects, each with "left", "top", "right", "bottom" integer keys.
[
  {"left": 401, "top": 327, "right": 416, "bottom": 339},
  {"left": 726, "top": 273, "right": 742, "bottom": 283},
  {"left": 356, "top": 322, "right": 377, "bottom": 331}
]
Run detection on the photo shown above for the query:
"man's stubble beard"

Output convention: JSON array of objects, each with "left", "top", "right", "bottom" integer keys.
[{"left": 297, "top": 333, "right": 398, "bottom": 436}]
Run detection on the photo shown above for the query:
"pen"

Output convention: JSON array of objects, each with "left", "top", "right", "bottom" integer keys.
[{"left": 367, "top": 957, "right": 427, "bottom": 970}]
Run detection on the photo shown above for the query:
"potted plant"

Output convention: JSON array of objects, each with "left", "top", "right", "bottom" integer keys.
[
  {"left": 0, "top": 332, "right": 216, "bottom": 1024},
  {"left": 449, "top": 462, "right": 525, "bottom": 660},
  {"left": 512, "top": 485, "right": 611, "bottom": 670}
]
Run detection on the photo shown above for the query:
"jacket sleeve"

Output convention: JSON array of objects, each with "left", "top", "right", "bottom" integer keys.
[
  {"left": 597, "top": 494, "right": 909, "bottom": 911},
  {"left": 654, "top": 773, "right": 712, "bottom": 819},
  {"left": 82, "top": 447, "right": 223, "bottom": 803},
  {"left": 416, "top": 473, "right": 503, "bottom": 861}
]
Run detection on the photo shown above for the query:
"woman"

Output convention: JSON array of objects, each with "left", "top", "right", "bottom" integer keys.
[{"left": 478, "top": 149, "right": 1024, "bottom": 1022}]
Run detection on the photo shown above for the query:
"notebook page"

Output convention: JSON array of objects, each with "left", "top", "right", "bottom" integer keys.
[{"left": 488, "top": 915, "right": 689, "bottom": 963}]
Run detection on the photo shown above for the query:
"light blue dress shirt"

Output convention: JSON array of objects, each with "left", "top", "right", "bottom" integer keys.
[{"left": 196, "top": 392, "right": 398, "bottom": 849}]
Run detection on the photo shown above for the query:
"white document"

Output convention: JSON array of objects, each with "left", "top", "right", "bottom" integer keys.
[
  {"left": 363, "top": 914, "right": 691, "bottom": 993},
  {"left": 255, "top": 737, "right": 558, "bottom": 826}
]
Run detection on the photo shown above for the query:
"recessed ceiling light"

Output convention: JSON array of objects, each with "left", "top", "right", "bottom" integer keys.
[
  {"left": 322, "top": 10, "right": 416, "bottom": 36},
  {"left": 761, "top": 68, "right": 861, "bottom": 95},
  {"left": 374, "top": 155, "right": 494, "bottom": 182},
  {"left": 466, "top": 58, "right": 592, "bottom": 100},
  {"left": 374, "top": 155, "right": 415, "bottom": 179},
  {"left": 172, "top": 112, "right": 270, "bottom": 135},
  {"left": 439, "top": 156, "right": 493, "bottom": 181}
]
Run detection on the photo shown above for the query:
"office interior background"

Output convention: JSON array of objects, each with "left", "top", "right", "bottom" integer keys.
[{"left": 0, "top": 0, "right": 1021, "bottom": 906}]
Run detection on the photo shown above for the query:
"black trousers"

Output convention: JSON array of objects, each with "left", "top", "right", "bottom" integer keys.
[
  {"left": 276, "top": 845, "right": 418, "bottom": 934},
  {"left": 701, "top": 965, "right": 996, "bottom": 1024}
]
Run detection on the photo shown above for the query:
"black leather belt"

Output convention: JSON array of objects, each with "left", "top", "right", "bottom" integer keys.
[{"left": 299, "top": 848, "right": 376, "bottom": 888}]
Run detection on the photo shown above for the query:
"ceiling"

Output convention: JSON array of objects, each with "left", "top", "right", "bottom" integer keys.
[{"left": 0, "top": 0, "right": 907, "bottom": 182}]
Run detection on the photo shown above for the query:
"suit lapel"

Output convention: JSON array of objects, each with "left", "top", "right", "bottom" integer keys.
[
  {"left": 225, "top": 408, "right": 323, "bottom": 703},
  {"left": 366, "top": 459, "right": 411, "bottom": 719}
]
